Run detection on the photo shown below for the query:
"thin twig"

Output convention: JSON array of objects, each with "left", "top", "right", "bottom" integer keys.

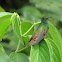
[
  {"left": 15, "top": 40, "right": 21, "bottom": 52},
  {"left": 22, "top": 24, "right": 34, "bottom": 36},
  {"left": 17, "top": 46, "right": 30, "bottom": 53}
]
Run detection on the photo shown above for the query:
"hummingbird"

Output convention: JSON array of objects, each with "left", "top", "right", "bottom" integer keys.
[{"left": 28, "top": 17, "right": 50, "bottom": 46}]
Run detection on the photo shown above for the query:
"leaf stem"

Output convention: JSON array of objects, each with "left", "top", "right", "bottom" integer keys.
[
  {"left": 15, "top": 40, "right": 21, "bottom": 52},
  {"left": 16, "top": 22, "right": 41, "bottom": 53},
  {"left": 34, "top": 21, "right": 41, "bottom": 25},
  {"left": 22, "top": 24, "right": 34, "bottom": 36},
  {"left": 22, "top": 22, "right": 41, "bottom": 36},
  {"left": 17, "top": 46, "right": 30, "bottom": 53}
]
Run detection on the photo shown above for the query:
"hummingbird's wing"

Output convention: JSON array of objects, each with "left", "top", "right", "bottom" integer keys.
[
  {"left": 28, "top": 23, "right": 49, "bottom": 46},
  {"left": 32, "top": 23, "right": 48, "bottom": 36},
  {"left": 28, "top": 29, "right": 47, "bottom": 45},
  {"left": 28, "top": 23, "right": 48, "bottom": 46}
]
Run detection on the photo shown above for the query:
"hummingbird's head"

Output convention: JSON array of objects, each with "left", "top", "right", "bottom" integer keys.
[{"left": 42, "top": 17, "right": 51, "bottom": 23}]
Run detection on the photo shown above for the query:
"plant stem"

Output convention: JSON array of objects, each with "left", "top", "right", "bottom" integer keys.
[
  {"left": 22, "top": 22, "right": 41, "bottom": 36},
  {"left": 34, "top": 21, "right": 41, "bottom": 25},
  {"left": 16, "top": 22, "right": 41, "bottom": 53},
  {"left": 22, "top": 24, "right": 34, "bottom": 36},
  {"left": 15, "top": 40, "right": 21, "bottom": 52},
  {"left": 17, "top": 46, "right": 30, "bottom": 53}
]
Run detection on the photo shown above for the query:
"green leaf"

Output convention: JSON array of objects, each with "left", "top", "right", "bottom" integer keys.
[
  {"left": 0, "top": 6, "right": 5, "bottom": 12},
  {"left": 11, "top": 13, "right": 23, "bottom": 44},
  {"left": 0, "top": 44, "right": 5, "bottom": 53},
  {"left": 0, "top": 12, "right": 12, "bottom": 18},
  {"left": 8, "top": 52, "right": 29, "bottom": 62},
  {"left": 30, "top": 40, "right": 50, "bottom": 62},
  {"left": 0, "top": 50, "right": 8, "bottom": 62},
  {"left": 23, "top": 36, "right": 30, "bottom": 46},
  {"left": 45, "top": 38, "right": 61, "bottom": 62},
  {"left": 0, "top": 47, "right": 8, "bottom": 62},
  {"left": 21, "top": 22, "right": 34, "bottom": 35},
  {"left": 49, "top": 22, "right": 62, "bottom": 60},
  {"left": 0, "top": 12, "right": 12, "bottom": 41}
]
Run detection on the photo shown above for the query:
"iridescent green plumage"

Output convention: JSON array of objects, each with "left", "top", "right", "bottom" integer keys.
[{"left": 29, "top": 17, "right": 49, "bottom": 46}]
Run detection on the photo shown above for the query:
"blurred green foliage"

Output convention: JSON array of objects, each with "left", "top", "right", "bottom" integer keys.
[
  {"left": 0, "top": 0, "right": 62, "bottom": 62},
  {"left": 0, "top": 12, "right": 61, "bottom": 62}
]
